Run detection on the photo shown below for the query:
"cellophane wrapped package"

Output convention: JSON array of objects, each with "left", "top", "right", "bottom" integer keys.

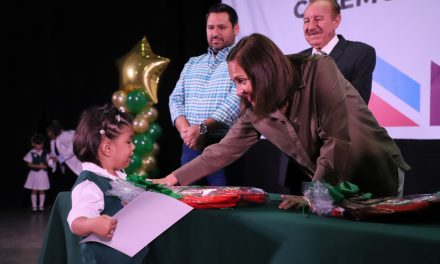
[{"left": 169, "top": 186, "right": 268, "bottom": 209}]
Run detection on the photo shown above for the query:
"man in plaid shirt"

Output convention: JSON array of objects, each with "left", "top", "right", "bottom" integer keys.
[{"left": 169, "top": 3, "right": 240, "bottom": 186}]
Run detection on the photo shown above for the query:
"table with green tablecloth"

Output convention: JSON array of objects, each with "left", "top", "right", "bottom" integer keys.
[{"left": 39, "top": 191, "right": 440, "bottom": 264}]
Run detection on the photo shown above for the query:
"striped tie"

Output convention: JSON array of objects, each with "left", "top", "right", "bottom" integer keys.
[{"left": 316, "top": 49, "right": 327, "bottom": 55}]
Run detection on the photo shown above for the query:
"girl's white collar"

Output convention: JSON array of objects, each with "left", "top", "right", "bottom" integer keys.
[{"left": 82, "top": 162, "right": 127, "bottom": 181}]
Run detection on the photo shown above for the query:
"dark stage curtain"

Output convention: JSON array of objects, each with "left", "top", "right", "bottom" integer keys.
[
  {"left": 395, "top": 139, "right": 440, "bottom": 195},
  {"left": 240, "top": 139, "right": 440, "bottom": 196},
  {"left": 5, "top": 0, "right": 219, "bottom": 209}
]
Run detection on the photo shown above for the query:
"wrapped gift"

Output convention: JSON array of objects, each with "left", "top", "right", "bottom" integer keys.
[
  {"left": 110, "top": 175, "right": 268, "bottom": 209},
  {"left": 341, "top": 193, "right": 440, "bottom": 221},
  {"left": 302, "top": 181, "right": 440, "bottom": 221},
  {"left": 169, "top": 186, "right": 268, "bottom": 209}
]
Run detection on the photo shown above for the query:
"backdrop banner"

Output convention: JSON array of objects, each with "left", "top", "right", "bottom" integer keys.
[{"left": 223, "top": 0, "right": 440, "bottom": 139}]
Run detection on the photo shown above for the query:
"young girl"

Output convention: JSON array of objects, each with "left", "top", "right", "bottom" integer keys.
[
  {"left": 23, "top": 134, "right": 51, "bottom": 211},
  {"left": 68, "top": 104, "right": 149, "bottom": 264}
]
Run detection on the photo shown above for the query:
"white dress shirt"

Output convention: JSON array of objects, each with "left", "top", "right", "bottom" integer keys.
[
  {"left": 50, "top": 130, "right": 83, "bottom": 176},
  {"left": 312, "top": 34, "right": 339, "bottom": 55}
]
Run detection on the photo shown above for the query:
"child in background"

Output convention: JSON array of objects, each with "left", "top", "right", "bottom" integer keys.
[
  {"left": 23, "top": 134, "right": 51, "bottom": 211},
  {"left": 67, "top": 104, "right": 149, "bottom": 264}
]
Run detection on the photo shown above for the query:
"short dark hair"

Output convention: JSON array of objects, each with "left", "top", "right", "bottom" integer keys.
[
  {"left": 227, "top": 33, "right": 296, "bottom": 117},
  {"left": 310, "top": 0, "right": 341, "bottom": 17},
  {"left": 73, "top": 104, "right": 132, "bottom": 165},
  {"left": 31, "top": 134, "right": 45, "bottom": 145},
  {"left": 206, "top": 3, "right": 238, "bottom": 26}
]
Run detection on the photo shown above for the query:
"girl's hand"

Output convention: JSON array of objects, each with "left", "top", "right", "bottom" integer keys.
[
  {"left": 278, "top": 195, "right": 307, "bottom": 210},
  {"left": 71, "top": 215, "right": 117, "bottom": 238},
  {"left": 91, "top": 215, "right": 118, "bottom": 239},
  {"left": 83, "top": 215, "right": 118, "bottom": 238}
]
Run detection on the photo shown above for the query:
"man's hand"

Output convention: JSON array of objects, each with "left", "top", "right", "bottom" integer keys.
[
  {"left": 181, "top": 125, "right": 204, "bottom": 150},
  {"left": 175, "top": 116, "right": 203, "bottom": 150}
]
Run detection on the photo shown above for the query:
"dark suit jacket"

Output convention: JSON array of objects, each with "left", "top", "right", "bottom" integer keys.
[
  {"left": 173, "top": 56, "right": 410, "bottom": 197},
  {"left": 302, "top": 35, "right": 376, "bottom": 104}
]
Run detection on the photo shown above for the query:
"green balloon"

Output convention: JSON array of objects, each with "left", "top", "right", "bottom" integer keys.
[
  {"left": 125, "top": 153, "right": 142, "bottom": 174},
  {"left": 132, "top": 133, "right": 153, "bottom": 156},
  {"left": 126, "top": 89, "right": 148, "bottom": 114},
  {"left": 147, "top": 122, "right": 162, "bottom": 141}
]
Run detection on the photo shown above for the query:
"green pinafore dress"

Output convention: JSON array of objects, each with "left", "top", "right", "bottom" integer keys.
[{"left": 74, "top": 171, "right": 149, "bottom": 264}]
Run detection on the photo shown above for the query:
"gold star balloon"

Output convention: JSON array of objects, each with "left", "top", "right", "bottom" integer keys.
[{"left": 117, "top": 36, "right": 170, "bottom": 104}]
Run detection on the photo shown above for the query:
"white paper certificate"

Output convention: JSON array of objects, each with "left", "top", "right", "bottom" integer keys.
[{"left": 80, "top": 191, "right": 193, "bottom": 257}]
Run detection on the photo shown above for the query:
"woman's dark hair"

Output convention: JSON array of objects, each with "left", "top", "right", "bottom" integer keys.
[
  {"left": 227, "top": 33, "right": 297, "bottom": 117},
  {"left": 73, "top": 104, "right": 132, "bottom": 165},
  {"left": 206, "top": 3, "right": 238, "bottom": 26}
]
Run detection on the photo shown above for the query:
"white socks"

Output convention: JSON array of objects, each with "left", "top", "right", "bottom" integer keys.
[
  {"left": 31, "top": 194, "right": 37, "bottom": 210},
  {"left": 39, "top": 194, "right": 45, "bottom": 210},
  {"left": 31, "top": 193, "right": 45, "bottom": 211}
]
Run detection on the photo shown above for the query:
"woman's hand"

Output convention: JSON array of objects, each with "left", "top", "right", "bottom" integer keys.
[
  {"left": 278, "top": 195, "right": 308, "bottom": 210},
  {"left": 150, "top": 174, "right": 178, "bottom": 186}
]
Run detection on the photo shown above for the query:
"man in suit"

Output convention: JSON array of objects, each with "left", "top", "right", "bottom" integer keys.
[{"left": 301, "top": 0, "right": 375, "bottom": 104}]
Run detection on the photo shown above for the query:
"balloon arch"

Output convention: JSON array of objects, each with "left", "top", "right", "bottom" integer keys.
[{"left": 111, "top": 36, "right": 170, "bottom": 178}]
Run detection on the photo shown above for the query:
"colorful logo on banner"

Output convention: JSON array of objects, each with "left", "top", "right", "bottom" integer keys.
[
  {"left": 369, "top": 57, "right": 440, "bottom": 127},
  {"left": 223, "top": 0, "right": 440, "bottom": 138}
]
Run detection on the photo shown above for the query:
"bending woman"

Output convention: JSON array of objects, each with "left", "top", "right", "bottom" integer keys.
[{"left": 153, "top": 33, "right": 410, "bottom": 209}]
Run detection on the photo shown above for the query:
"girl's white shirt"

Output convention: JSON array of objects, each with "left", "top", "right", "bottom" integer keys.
[{"left": 67, "top": 162, "right": 127, "bottom": 229}]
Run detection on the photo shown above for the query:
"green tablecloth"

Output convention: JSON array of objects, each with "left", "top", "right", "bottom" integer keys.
[{"left": 39, "top": 192, "right": 440, "bottom": 264}]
